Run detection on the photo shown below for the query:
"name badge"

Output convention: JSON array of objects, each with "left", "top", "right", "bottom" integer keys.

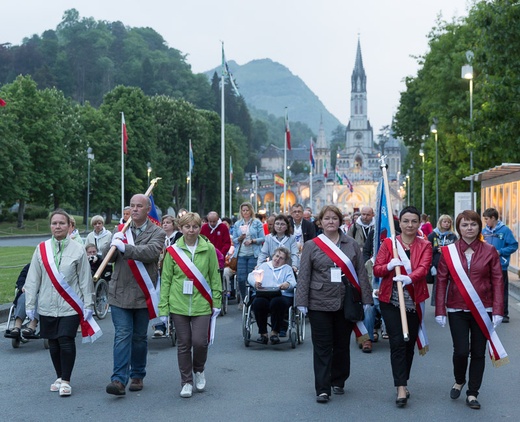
[
  {"left": 183, "top": 279, "right": 193, "bottom": 295},
  {"left": 331, "top": 268, "right": 342, "bottom": 283}
]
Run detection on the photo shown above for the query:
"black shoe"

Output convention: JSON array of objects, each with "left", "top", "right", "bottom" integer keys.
[
  {"left": 106, "top": 380, "right": 126, "bottom": 396},
  {"left": 396, "top": 397, "right": 407, "bottom": 408},
  {"left": 405, "top": 389, "right": 410, "bottom": 399},
  {"left": 270, "top": 335, "right": 280, "bottom": 344},
  {"left": 503, "top": 316, "right": 510, "bottom": 323},
  {"left": 466, "top": 396, "right": 481, "bottom": 409},
  {"left": 257, "top": 335, "right": 268, "bottom": 344},
  {"left": 332, "top": 386, "right": 344, "bottom": 395},
  {"left": 450, "top": 382, "right": 465, "bottom": 399},
  {"left": 316, "top": 393, "right": 329, "bottom": 403},
  {"left": 279, "top": 330, "right": 287, "bottom": 337}
]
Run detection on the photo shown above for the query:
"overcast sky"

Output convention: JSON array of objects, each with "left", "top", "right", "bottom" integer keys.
[{"left": 3, "top": 0, "right": 472, "bottom": 135}]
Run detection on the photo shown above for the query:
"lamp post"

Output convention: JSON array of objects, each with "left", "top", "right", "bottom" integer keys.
[
  {"left": 430, "top": 121, "right": 439, "bottom": 223},
  {"left": 147, "top": 162, "right": 152, "bottom": 185},
  {"left": 419, "top": 149, "right": 425, "bottom": 214},
  {"left": 86, "top": 147, "right": 94, "bottom": 231},
  {"left": 462, "top": 50, "right": 474, "bottom": 210}
]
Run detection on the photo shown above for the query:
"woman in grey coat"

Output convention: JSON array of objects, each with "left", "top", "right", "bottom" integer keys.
[{"left": 296, "top": 205, "right": 373, "bottom": 403}]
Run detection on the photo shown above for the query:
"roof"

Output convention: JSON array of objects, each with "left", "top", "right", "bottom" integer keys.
[{"left": 463, "top": 163, "right": 520, "bottom": 182}]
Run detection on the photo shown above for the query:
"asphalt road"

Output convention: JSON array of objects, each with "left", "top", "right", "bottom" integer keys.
[{"left": 1, "top": 293, "right": 519, "bottom": 422}]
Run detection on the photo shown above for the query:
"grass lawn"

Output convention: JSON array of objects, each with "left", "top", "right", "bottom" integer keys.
[{"left": 0, "top": 247, "right": 35, "bottom": 304}]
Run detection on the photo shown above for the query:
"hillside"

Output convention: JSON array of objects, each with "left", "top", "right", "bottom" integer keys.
[{"left": 206, "top": 59, "right": 344, "bottom": 137}]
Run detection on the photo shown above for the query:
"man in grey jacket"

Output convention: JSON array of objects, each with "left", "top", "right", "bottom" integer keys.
[{"left": 105, "top": 194, "right": 165, "bottom": 396}]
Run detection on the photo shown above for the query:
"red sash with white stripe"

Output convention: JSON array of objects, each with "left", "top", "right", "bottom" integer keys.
[
  {"left": 442, "top": 244, "right": 509, "bottom": 366},
  {"left": 166, "top": 243, "right": 213, "bottom": 309},
  {"left": 123, "top": 228, "right": 159, "bottom": 319},
  {"left": 386, "top": 238, "right": 429, "bottom": 355},
  {"left": 39, "top": 240, "right": 102, "bottom": 343},
  {"left": 313, "top": 234, "right": 369, "bottom": 343}
]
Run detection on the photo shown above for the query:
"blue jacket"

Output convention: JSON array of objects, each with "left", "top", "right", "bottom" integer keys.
[
  {"left": 232, "top": 218, "right": 265, "bottom": 258},
  {"left": 482, "top": 221, "right": 518, "bottom": 270}
]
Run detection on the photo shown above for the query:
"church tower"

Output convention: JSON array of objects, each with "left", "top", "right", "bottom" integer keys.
[
  {"left": 314, "top": 115, "right": 329, "bottom": 178},
  {"left": 345, "top": 37, "right": 374, "bottom": 157}
]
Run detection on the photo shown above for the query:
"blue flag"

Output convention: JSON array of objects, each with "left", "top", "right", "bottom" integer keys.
[
  {"left": 374, "top": 177, "right": 393, "bottom": 258},
  {"left": 148, "top": 195, "right": 161, "bottom": 226}
]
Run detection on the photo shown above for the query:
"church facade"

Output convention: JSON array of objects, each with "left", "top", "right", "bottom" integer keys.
[{"left": 251, "top": 39, "right": 404, "bottom": 215}]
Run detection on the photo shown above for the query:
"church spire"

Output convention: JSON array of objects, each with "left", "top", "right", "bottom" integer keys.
[{"left": 351, "top": 37, "right": 366, "bottom": 93}]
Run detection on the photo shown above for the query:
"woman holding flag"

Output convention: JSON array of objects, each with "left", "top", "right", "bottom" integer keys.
[
  {"left": 159, "top": 212, "right": 221, "bottom": 398},
  {"left": 373, "top": 206, "right": 432, "bottom": 408},
  {"left": 296, "top": 205, "right": 372, "bottom": 403},
  {"left": 435, "top": 210, "right": 506, "bottom": 410},
  {"left": 24, "top": 209, "right": 99, "bottom": 397}
]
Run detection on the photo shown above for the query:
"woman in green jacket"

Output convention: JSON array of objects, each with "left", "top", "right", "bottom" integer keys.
[{"left": 159, "top": 212, "right": 222, "bottom": 398}]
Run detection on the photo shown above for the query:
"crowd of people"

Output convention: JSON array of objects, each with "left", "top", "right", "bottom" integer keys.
[{"left": 8, "top": 197, "right": 515, "bottom": 410}]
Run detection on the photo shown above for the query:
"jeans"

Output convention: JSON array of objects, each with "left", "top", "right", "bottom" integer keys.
[
  {"left": 172, "top": 313, "right": 211, "bottom": 385},
  {"left": 236, "top": 255, "right": 256, "bottom": 302},
  {"left": 110, "top": 306, "right": 150, "bottom": 385},
  {"left": 448, "top": 311, "right": 488, "bottom": 397},
  {"left": 308, "top": 309, "right": 354, "bottom": 395},
  {"left": 380, "top": 302, "right": 420, "bottom": 386},
  {"left": 502, "top": 269, "right": 509, "bottom": 317},
  {"left": 14, "top": 292, "right": 39, "bottom": 321}
]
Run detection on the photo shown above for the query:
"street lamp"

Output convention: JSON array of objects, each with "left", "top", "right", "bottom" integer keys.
[
  {"left": 462, "top": 50, "right": 474, "bottom": 210},
  {"left": 86, "top": 147, "right": 94, "bottom": 231},
  {"left": 431, "top": 121, "right": 439, "bottom": 223},
  {"left": 147, "top": 162, "right": 152, "bottom": 185},
  {"left": 419, "top": 149, "right": 425, "bottom": 214}
]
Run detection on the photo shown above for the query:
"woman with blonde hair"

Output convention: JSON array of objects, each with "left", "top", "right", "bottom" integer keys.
[
  {"left": 232, "top": 202, "right": 265, "bottom": 308},
  {"left": 428, "top": 214, "right": 458, "bottom": 306},
  {"left": 85, "top": 215, "right": 111, "bottom": 257},
  {"left": 159, "top": 212, "right": 222, "bottom": 398}
]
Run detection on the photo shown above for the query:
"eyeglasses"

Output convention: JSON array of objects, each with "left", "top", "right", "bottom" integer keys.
[{"left": 274, "top": 222, "right": 287, "bottom": 227}]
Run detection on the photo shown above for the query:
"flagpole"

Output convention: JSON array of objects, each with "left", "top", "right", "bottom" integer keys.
[
  {"left": 121, "top": 112, "right": 125, "bottom": 215},
  {"left": 188, "top": 139, "right": 192, "bottom": 212},
  {"left": 220, "top": 42, "right": 226, "bottom": 218},
  {"left": 380, "top": 155, "right": 410, "bottom": 341},
  {"left": 229, "top": 156, "right": 232, "bottom": 218}
]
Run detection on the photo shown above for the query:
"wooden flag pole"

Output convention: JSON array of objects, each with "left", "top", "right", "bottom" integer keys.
[
  {"left": 379, "top": 156, "right": 409, "bottom": 341},
  {"left": 93, "top": 177, "right": 162, "bottom": 282}
]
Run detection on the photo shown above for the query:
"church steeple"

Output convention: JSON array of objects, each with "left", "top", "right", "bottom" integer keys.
[{"left": 351, "top": 37, "right": 366, "bottom": 93}]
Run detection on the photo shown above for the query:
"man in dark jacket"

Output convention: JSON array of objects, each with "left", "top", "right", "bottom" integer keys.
[{"left": 289, "top": 203, "right": 316, "bottom": 246}]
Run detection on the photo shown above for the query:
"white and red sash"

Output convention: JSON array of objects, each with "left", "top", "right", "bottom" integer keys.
[
  {"left": 313, "top": 234, "right": 369, "bottom": 343},
  {"left": 166, "top": 243, "right": 213, "bottom": 309},
  {"left": 124, "top": 228, "right": 159, "bottom": 319},
  {"left": 390, "top": 239, "right": 429, "bottom": 355},
  {"left": 39, "top": 240, "right": 102, "bottom": 343},
  {"left": 442, "top": 244, "right": 509, "bottom": 367}
]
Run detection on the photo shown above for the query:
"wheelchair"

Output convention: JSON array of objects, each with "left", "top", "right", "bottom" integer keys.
[
  {"left": 93, "top": 265, "right": 111, "bottom": 319},
  {"left": 242, "top": 285, "right": 305, "bottom": 349},
  {"left": 151, "top": 315, "right": 177, "bottom": 347},
  {"left": 3, "top": 288, "right": 49, "bottom": 349}
]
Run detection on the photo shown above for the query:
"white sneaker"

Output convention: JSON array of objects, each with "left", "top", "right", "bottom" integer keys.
[
  {"left": 153, "top": 329, "right": 164, "bottom": 338},
  {"left": 194, "top": 372, "right": 206, "bottom": 391},
  {"left": 180, "top": 383, "right": 193, "bottom": 398}
]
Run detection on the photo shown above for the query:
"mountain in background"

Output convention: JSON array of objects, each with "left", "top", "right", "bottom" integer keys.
[{"left": 205, "top": 59, "right": 344, "bottom": 138}]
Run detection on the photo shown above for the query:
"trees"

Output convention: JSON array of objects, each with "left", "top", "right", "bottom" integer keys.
[{"left": 393, "top": 2, "right": 520, "bottom": 215}]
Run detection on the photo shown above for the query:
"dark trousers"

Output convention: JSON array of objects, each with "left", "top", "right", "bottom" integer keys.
[
  {"left": 252, "top": 295, "right": 292, "bottom": 334},
  {"left": 448, "top": 311, "right": 488, "bottom": 397},
  {"left": 380, "top": 302, "right": 420, "bottom": 387},
  {"left": 502, "top": 269, "right": 509, "bottom": 317},
  {"left": 308, "top": 309, "right": 353, "bottom": 396},
  {"left": 48, "top": 336, "right": 76, "bottom": 381}
]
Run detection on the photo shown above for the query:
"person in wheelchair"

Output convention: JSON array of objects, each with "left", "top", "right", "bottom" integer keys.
[
  {"left": 6, "top": 263, "right": 40, "bottom": 338},
  {"left": 247, "top": 247, "right": 296, "bottom": 345},
  {"left": 85, "top": 243, "right": 102, "bottom": 274}
]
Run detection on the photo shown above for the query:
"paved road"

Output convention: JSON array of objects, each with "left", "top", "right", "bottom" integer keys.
[
  {"left": 0, "top": 235, "right": 49, "bottom": 247},
  {"left": 1, "top": 291, "right": 519, "bottom": 422}
]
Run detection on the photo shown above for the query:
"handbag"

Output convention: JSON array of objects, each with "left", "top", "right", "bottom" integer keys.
[
  {"left": 342, "top": 276, "right": 364, "bottom": 322},
  {"left": 228, "top": 242, "right": 242, "bottom": 272}
]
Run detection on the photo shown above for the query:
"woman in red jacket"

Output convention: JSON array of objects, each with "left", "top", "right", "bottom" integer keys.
[
  {"left": 435, "top": 210, "right": 504, "bottom": 410},
  {"left": 373, "top": 206, "right": 432, "bottom": 408}
]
